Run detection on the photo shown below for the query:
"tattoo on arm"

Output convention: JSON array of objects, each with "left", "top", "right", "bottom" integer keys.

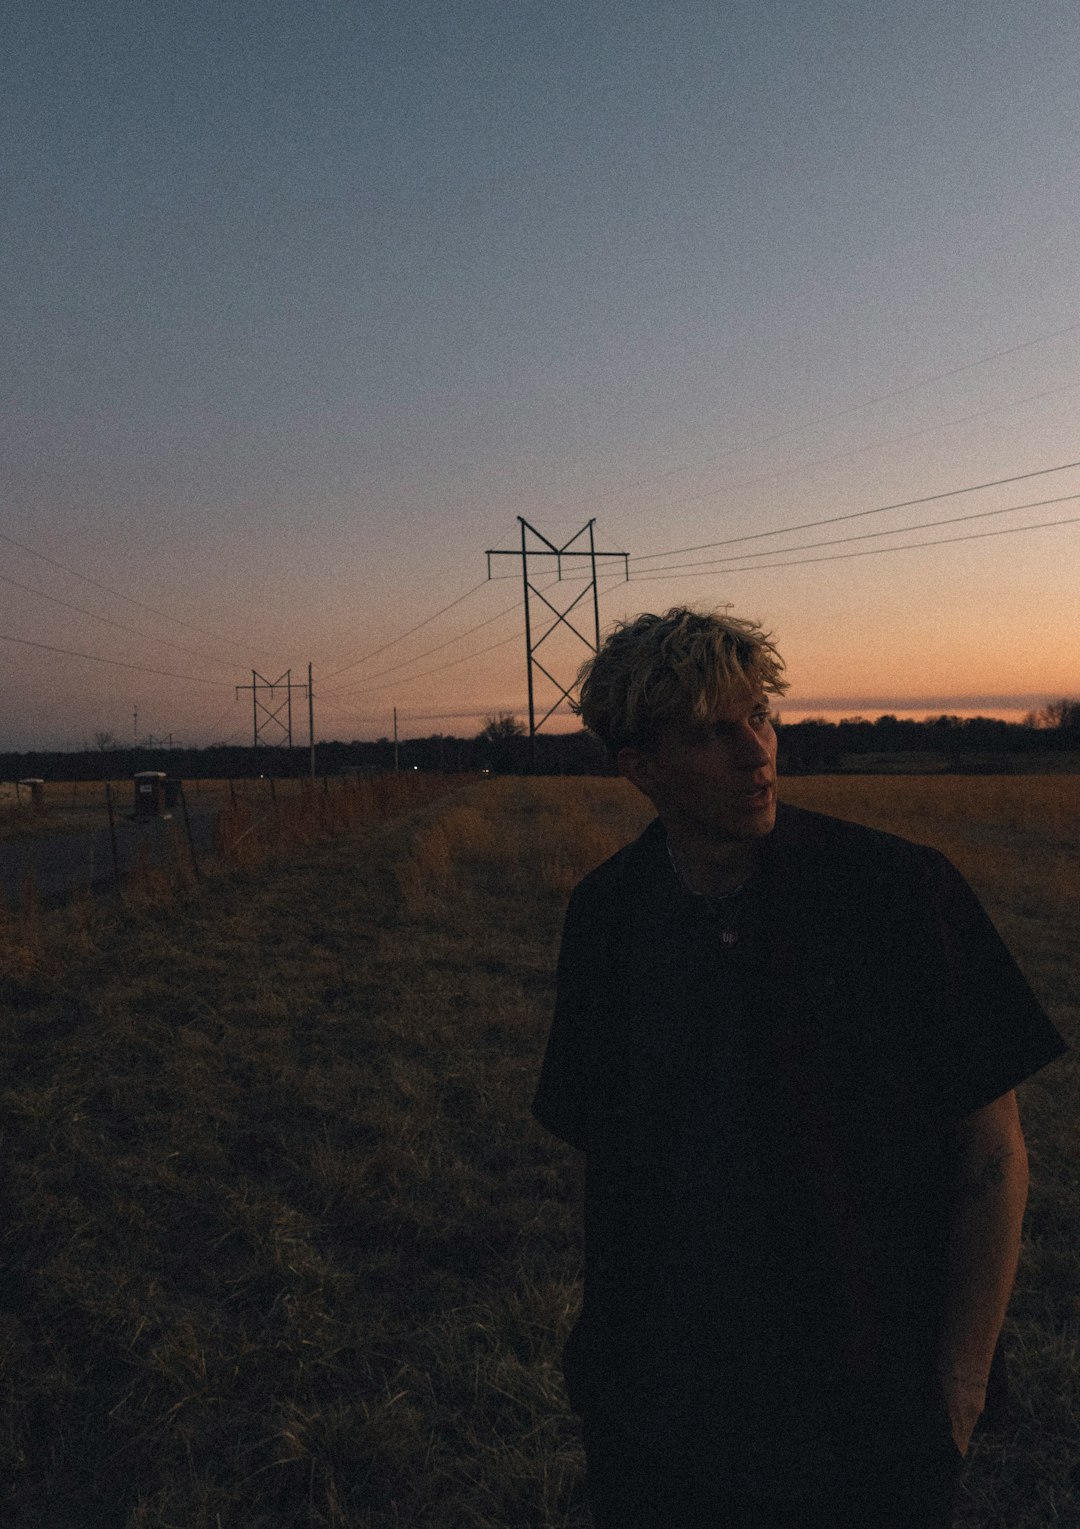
[{"left": 953, "top": 1145, "right": 1025, "bottom": 1209}]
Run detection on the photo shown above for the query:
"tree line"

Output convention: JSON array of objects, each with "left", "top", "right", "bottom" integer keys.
[{"left": 2, "top": 701, "right": 1077, "bottom": 782}]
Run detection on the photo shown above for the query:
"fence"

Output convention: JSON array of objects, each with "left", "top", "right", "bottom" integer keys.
[{"left": 0, "top": 772, "right": 474, "bottom": 922}]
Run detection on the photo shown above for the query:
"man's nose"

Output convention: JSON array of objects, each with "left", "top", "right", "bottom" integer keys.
[{"left": 737, "top": 721, "right": 772, "bottom": 764}]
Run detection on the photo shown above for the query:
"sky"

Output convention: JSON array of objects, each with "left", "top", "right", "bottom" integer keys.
[{"left": 2, "top": 0, "right": 1079, "bottom": 753}]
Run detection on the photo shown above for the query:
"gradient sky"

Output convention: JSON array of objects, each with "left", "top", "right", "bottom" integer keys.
[{"left": 3, "top": 0, "right": 1079, "bottom": 752}]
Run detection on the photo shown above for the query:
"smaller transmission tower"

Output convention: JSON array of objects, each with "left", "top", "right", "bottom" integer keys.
[
  {"left": 236, "top": 670, "right": 308, "bottom": 748},
  {"left": 485, "top": 518, "right": 628, "bottom": 767}
]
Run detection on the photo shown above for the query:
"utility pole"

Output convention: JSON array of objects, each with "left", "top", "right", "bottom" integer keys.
[
  {"left": 485, "top": 518, "right": 628, "bottom": 770},
  {"left": 308, "top": 661, "right": 315, "bottom": 779},
  {"left": 133, "top": 705, "right": 138, "bottom": 742},
  {"left": 235, "top": 670, "right": 307, "bottom": 748},
  {"left": 393, "top": 707, "right": 399, "bottom": 773}
]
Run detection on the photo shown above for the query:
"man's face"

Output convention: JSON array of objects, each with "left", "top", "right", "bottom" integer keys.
[{"left": 618, "top": 691, "right": 778, "bottom": 845}]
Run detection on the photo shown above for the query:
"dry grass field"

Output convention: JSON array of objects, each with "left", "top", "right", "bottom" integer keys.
[{"left": 0, "top": 774, "right": 1075, "bottom": 1527}]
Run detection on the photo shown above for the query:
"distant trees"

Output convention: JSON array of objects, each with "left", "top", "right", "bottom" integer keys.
[
  {"left": 476, "top": 714, "right": 526, "bottom": 773},
  {"left": 477, "top": 714, "right": 526, "bottom": 743},
  {"left": 773, "top": 707, "right": 1072, "bottom": 775},
  {"left": 5, "top": 704, "right": 1077, "bottom": 785},
  {"left": 1023, "top": 699, "right": 1080, "bottom": 731}
]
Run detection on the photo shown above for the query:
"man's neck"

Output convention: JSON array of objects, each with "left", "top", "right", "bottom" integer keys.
[{"left": 664, "top": 827, "right": 763, "bottom": 897}]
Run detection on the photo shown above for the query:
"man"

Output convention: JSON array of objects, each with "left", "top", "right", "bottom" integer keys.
[{"left": 531, "top": 608, "right": 1068, "bottom": 1529}]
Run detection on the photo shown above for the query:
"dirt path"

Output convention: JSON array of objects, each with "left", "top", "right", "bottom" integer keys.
[{"left": 0, "top": 800, "right": 219, "bottom": 906}]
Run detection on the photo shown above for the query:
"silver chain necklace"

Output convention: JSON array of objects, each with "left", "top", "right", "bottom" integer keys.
[{"left": 666, "top": 835, "right": 749, "bottom": 900}]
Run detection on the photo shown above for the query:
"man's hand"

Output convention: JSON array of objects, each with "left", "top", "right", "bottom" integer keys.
[{"left": 941, "top": 1373, "right": 986, "bottom": 1457}]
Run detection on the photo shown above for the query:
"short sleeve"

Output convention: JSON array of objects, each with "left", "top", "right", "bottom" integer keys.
[
  {"left": 531, "top": 880, "right": 606, "bottom": 1150},
  {"left": 917, "top": 846, "right": 1069, "bottom": 1122}
]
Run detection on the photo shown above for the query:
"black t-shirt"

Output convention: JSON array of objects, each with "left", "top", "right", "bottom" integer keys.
[{"left": 532, "top": 804, "right": 1069, "bottom": 1496}]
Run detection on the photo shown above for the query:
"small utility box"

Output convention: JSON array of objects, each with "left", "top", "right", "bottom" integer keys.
[
  {"left": 18, "top": 778, "right": 45, "bottom": 808},
  {"left": 133, "top": 771, "right": 168, "bottom": 820}
]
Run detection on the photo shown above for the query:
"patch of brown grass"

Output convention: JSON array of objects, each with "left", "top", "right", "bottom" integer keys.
[{"left": 0, "top": 774, "right": 1074, "bottom": 1527}]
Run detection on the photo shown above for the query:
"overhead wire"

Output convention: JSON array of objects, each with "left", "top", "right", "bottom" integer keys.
[
  {"left": 613, "top": 373, "right": 1080, "bottom": 527},
  {"left": 0, "top": 633, "right": 238, "bottom": 685},
  {"left": 526, "top": 316, "right": 1080, "bottom": 516},
  {"left": 7, "top": 311, "right": 1080, "bottom": 726},
  {"left": 316, "top": 568, "right": 601, "bottom": 709},
  {"left": 627, "top": 513, "right": 1080, "bottom": 583},
  {"left": 0, "top": 526, "right": 278, "bottom": 661},
  {"left": 164, "top": 694, "right": 246, "bottom": 748},
  {"left": 478, "top": 374, "right": 1080, "bottom": 570},
  {"left": 9, "top": 426, "right": 1077, "bottom": 736},
  {"left": 319, "top": 561, "right": 600, "bottom": 700},
  {"left": 631, "top": 457, "right": 1080, "bottom": 564},
  {"left": 322, "top": 630, "right": 524, "bottom": 705},
  {"left": 0, "top": 531, "right": 579, "bottom": 736},
  {"left": 319, "top": 579, "right": 492, "bottom": 681},
  {"left": 319, "top": 589, "right": 526, "bottom": 698},
  {"left": 0, "top": 571, "right": 238, "bottom": 670},
  {"left": 626, "top": 490, "right": 1080, "bottom": 576},
  {"left": 0, "top": 525, "right": 273, "bottom": 657}
]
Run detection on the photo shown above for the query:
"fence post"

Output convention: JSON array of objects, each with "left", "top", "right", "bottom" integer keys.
[
  {"left": 105, "top": 782, "right": 123, "bottom": 901},
  {"left": 178, "top": 783, "right": 201, "bottom": 883}
]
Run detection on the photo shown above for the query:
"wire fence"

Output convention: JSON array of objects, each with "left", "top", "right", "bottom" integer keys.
[{"left": 0, "top": 772, "right": 474, "bottom": 948}]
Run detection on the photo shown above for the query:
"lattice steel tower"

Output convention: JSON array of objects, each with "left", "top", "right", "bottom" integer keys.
[
  {"left": 485, "top": 518, "right": 628, "bottom": 766},
  {"left": 235, "top": 670, "right": 309, "bottom": 748}
]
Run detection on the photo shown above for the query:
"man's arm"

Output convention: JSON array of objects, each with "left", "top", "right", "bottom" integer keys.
[
  {"left": 532, "top": 881, "right": 600, "bottom": 1151},
  {"left": 937, "top": 1088, "right": 1030, "bottom": 1453}
]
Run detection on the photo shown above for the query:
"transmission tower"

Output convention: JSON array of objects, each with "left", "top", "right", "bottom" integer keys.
[
  {"left": 485, "top": 518, "right": 628, "bottom": 767},
  {"left": 236, "top": 670, "right": 308, "bottom": 748}
]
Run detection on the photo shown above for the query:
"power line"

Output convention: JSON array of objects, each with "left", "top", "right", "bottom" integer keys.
[
  {"left": 261, "top": 514, "right": 1078, "bottom": 726},
  {"left": 627, "top": 490, "right": 1080, "bottom": 576},
  {"left": 309, "top": 692, "right": 366, "bottom": 722},
  {"left": 631, "top": 457, "right": 1080, "bottom": 564},
  {"left": 320, "top": 592, "right": 524, "bottom": 698},
  {"left": 341, "top": 631, "right": 523, "bottom": 700},
  {"left": 331, "top": 553, "right": 628, "bottom": 710},
  {"left": 614, "top": 373, "right": 1080, "bottom": 528},
  {"left": 0, "top": 571, "right": 237, "bottom": 670},
  {"left": 169, "top": 695, "right": 246, "bottom": 747},
  {"left": 320, "top": 565, "right": 583, "bottom": 701},
  {"left": 0, "top": 632, "right": 237, "bottom": 686},
  {"left": 479, "top": 372, "right": 1080, "bottom": 564},
  {"left": 526, "top": 317, "right": 1080, "bottom": 516},
  {"left": 319, "top": 579, "right": 492, "bottom": 681},
  {"left": 0, "top": 526, "right": 279, "bottom": 661},
  {"left": 626, "top": 513, "right": 1080, "bottom": 583}
]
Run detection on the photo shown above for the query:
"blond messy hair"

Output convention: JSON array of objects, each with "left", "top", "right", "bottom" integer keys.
[{"left": 573, "top": 606, "right": 788, "bottom": 753}]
